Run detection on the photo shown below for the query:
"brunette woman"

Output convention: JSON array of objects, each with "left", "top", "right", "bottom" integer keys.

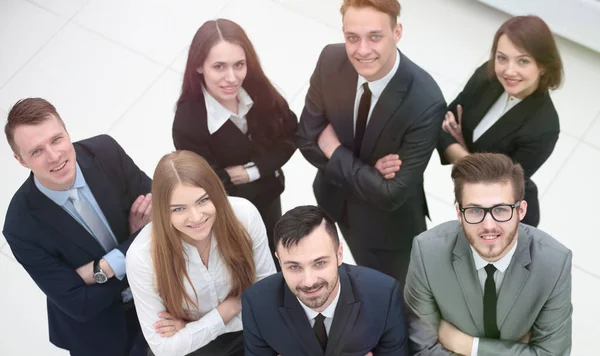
[
  {"left": 438, "top": 15, "right": 564, "bottom": 226},
  {"left": 173, "top": 19, "right": 297, "bottom": 269},
  {"left": 126, "top": 151, "right": 276, "bottom": 356}
]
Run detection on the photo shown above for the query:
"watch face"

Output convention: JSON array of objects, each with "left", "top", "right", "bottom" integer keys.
[{"left": 93, "top": 272, "right": 108, "bottom": 284}]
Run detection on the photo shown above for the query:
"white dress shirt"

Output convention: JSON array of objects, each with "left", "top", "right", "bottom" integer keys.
[
  {"left": 469, "top": 240, "right": 518, "bottom": 356},
  {"left": 126, "top": 197, "right": 276, "bottom": 356},
  {"left": 472, "top": 92, "right": 522, "bottom": 142},
  {"left": 202, "top": 86, "right": 261, "bottom": 182},
  {"left": 297, "top": 280, "right": 342, "bottom": 336},
  {"left": 353, "top": 50, "right": 401, "bottom": 135}
]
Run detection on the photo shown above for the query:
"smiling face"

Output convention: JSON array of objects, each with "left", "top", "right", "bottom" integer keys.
[
  {"left": 342, "top": 6, "right": 402, "bottom": 82},
  {"left": 457, "top": 181, "right": 527, "bottom": 262},
  {"left": 276, "top": 222, "right": 343, "bottom": 312},
  {"left": 197, "top": 40, "right": 247, "bottom": 106},
  {"left": 494, "top": 34, "right": 543, "bottom": 99},
  {"left": 13, "top": 115, "right": 77, "bottom": 191},
  {"left": 169, "top": 183, "right": 217, "bottom": 244}
]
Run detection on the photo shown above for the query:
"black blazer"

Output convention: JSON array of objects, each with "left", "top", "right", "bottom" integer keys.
[
  {"left": 3, "top": 135, "right": 151, "bottom": 355},
  {"left": 173, "top": 93, "right": 298, "bottom": 208},
  {"left": 242, "top": 264, "right": 409, "bottom": 356},
  {"left": 437, "top": 61, "right": 560, "bottom": 181},
  {"left": 296, "top": 44, "right": 446, "bottom": 249}
]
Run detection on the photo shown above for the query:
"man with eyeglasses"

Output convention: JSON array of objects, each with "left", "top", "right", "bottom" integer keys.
[{"left": 404, "top": 153, "right": 572, "bottom": 356}]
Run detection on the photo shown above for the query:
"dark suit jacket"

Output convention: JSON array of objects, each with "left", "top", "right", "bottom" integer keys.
[
  {"left": 242, "top": 263, "right": 409, "bottom": 356},
  {"left": 437, "top": 62, "right": 559, "bottom": 220},
  {"left": 296, "top": 44, "right": 446, "bottom": 250},
  {"left": 3, "top": 135, "right": 152, "bottom": 355},
  {"left": 173, "top": 94, "right": 298, "bottom": 208}
]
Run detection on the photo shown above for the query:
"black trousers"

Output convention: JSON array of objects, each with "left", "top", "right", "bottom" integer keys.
[
  {"left": 522, "top": 180, "right": 540, "bottom": 227},
  {"left": 148, "top": 331, "right": 244, "bottom": 356},
  {"left": 254, "top": 197, "right": 282, "bottom": 271}
]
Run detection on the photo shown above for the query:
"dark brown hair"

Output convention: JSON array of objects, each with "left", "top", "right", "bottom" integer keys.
[
  {"left": 451, "top": 153, "right": 525, "bottom": 206},
  {"left": 150, "top": 150, "right": 255, "bottom": 321},
  {"left": 340, "top": 0, "right": 401, "bottom": 27},
  {"left": 274, "top": 205, "right": 339, "bottom": 251},
  {"left": 5, "top": 98, "right": 65, "bottom": 154},
  {"left": 488, "top": 15, "right": 563, "bottom": 93},
  {"left": 178, "top": 19, "right": 293, "bottom": 148}
]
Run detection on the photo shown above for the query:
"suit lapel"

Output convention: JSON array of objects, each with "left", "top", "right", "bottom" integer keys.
[
  {"left": 452, "top": 232, "right": 485, "bottom": 335},
  {"left": 26, "top": 176, "right": 106, "bottom": 257},
  {"left": 496, "top": 225, "right": 531, "bottom": 328},
  {"left": 463, "top": 81, "right": 503, "bottom": 147},
  {"left": 473, "top": 91, "right": 546, "bottom": 152},
  {"left": 334, "top": 59, "right": 358, "bottom": 150},
  {"left": 360, "top": 50, "right": 410, "bottom": 158},
  {"left": 76, "top": 144, "right": 127, "bottom": 242},
  {"left": 326, "top": 266, "right": 361, "bottom": 356},
  {"left": 278, "top": 285, "right": 324, "bottom": 356}
]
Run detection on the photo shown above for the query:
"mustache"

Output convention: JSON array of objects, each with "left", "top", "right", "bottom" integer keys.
[
  {"left": 479, "top": 229, "right": 502, "bottom": 235},
  {"left": 297, "top": 281, "right": 327, "bottom": 293}
]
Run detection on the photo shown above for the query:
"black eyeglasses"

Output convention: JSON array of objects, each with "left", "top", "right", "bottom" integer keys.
[{"left": 459, "top": 201, "right": 521, "bottom": 224}]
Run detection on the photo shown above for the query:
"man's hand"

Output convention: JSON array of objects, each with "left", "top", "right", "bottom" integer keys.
[
  {"left": 317, "top": 124, "right": 341, "bottom": 159},
  {"left": 75, "top": 259, "right": 115, "bottom": 285},
  {"left": 155, "top": 312, "right": 187, "bottom": 338},
  {"left": 375, "top": 154, "right": 402, "bottom": 179},
  {"left": 129, "top": 193, "right": 152, "bottom": 234},
  {"left": 224, "top": 165, "right": 250, "bottom": 185},
  {"left": 438, "top": 320, "right": 473, "bottom": 356},
  {"left": 520, "top": 331, "right": 532, "bottom": 344}
]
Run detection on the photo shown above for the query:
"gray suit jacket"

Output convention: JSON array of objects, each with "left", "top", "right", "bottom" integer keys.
[{"left": 404, "top": 221, "right": 572, "bottom": 356}]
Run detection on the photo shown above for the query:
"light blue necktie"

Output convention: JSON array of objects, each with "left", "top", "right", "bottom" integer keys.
[{"left": 68, "top": 188, "right": 115, "bottom": 252}]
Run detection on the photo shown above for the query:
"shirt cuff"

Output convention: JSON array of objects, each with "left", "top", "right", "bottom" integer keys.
[
  {"left": 103, "top": 249, "right": 126, "bottom": 280},
  {"left": 471, "top": 337, "right": 479, "bottom": 356},
  {"left": 187, "top": 308, "right": 226, "bottom": 340},
  {"left": 244, "top": 162, "right": 261, "bottom": 182}
]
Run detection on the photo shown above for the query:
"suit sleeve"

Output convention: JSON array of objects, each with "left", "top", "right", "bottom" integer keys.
[
  {"left": 325, "top": 99, "right": 446, "bottom": 212},
  {"left": 477, "top": 251, "right": 572, "bottom": 356},
  {"left": 104, "top": 135, "right": 152, "bottom": 256},
  {"left": 172, "top": 101, "right": 234, "bottom": 188},
  {"left": 511, "top": 129, "right": 559, "bottom": 182},
  {"left": 242, "top": 292, "right": 278, "bottom": 356},
  {"left": 254, "top": 108, "right": 298, "bottom": 177},
  {"left": 404, "top": 238, "right": 453, "bottom": 356},
  {"left": 374, "top": 281, "right": 410, "bottom": 355},
  {"left": 4, "top": 232, "right": 124, "bottom": 323},
  {"left": 296, "top": 45, "right": 333, "bottom": 172}
]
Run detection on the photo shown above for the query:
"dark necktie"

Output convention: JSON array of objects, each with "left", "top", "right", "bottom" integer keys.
[
  {"left": 354, "top": 82, "right": 372, "bottom": 157},
  {"left": 483, "top": 264, "right": 500, "bottom": 338},
  {"left": 313, "top": 313, "right": 328, "bottom": 351}
]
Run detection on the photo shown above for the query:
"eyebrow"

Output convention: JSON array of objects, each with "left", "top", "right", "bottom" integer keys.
[
  {"left": 463, "top": 202, "right": 511, "bottom": 207},
  {"left": 344, "top": 30, "right": 384, "bottom": 35},
  {"left": 282, "top": 255, "right": 330, "bottom": 266},
  {"left": 28, "top": 134, "right": 63, "bottom": 155},
  {"left": 496, "top": 50, "right": 531, "bottom": 59},
  {"left": 170, "top": 193, "right": 208, "bottom": 208}
]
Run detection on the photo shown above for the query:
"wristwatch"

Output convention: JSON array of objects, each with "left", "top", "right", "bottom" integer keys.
[{"left": 93, "top": 259, "right": 109, "bottom": 284}]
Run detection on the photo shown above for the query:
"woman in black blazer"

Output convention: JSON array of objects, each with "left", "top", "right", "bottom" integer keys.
[
  {"left": 173, "top": 19, "right": 297, "bottom": 269},
  {"left": 438, "top": 16, "right": 564, "bottom": 227}
]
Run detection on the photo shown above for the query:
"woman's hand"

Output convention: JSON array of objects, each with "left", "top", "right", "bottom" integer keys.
[
  {"left": 442, "top": 104, "right": 467, "bottom": 148},
  {"left": 224, "top": 165, "right": 250, "bottom": 185},
  {"left": 154, "top": 312, "right": 187, "bottom": 338}
]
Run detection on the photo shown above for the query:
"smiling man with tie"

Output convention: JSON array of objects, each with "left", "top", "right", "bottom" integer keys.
[
  {"left": 404, "top": 153, "right": 572, "bottom": 355},
  {"left": 3, "top": 98, "right": 152, "bottom": 356},
  {"left": 242, "top": 205, "right": 408, "bottom": 356}
]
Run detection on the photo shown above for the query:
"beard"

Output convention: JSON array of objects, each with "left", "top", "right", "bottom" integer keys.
[
  {"left": 296, "top": 275, "right": 339, "bottom": 310},
  {"left": 464, "top": 220, "right": 519, "bottom": 261}
]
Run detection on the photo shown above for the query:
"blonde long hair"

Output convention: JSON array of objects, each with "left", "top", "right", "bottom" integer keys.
[{"left": 150, "top": 150, "right": 255, "bottom": 321}]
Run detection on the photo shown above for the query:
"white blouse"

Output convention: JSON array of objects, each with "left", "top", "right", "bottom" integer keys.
[
  {"left": 472, "top": 91, "right": 522, "bottom": 142},
  {"left": 126, "top": 196, "right": 276, "bottom": 356}
]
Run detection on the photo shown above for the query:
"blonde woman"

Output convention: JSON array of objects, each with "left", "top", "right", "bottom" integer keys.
[{"left": 126, "top": 150, "right": 275, "bottom": 356}]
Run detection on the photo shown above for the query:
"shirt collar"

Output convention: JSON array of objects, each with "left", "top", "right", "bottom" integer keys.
[
  {"left": 297, "top": 277, "right": 342, "bottom": 321},
  {"left": 356, "top": 49, "right": 400, "bottom": 99},
  {"left": 471, "top": 237, "right": 518, "bottom": 273},
  {"left": 35, "top": 162, "right": 87, "bottom": 206},
  {"left": 203, "top": 85, "right": 254, "bottom": 134}
]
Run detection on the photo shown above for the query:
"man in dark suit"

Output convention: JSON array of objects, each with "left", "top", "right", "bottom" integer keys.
[
  {"left": 242, "top": 205, "right": 408, "bottom": 356},
  {"left": 296, "top": 0, "right": 446, "bottom": 285},
  {"left": 3, "top": 98, "right": 152, "bottom": 356}
]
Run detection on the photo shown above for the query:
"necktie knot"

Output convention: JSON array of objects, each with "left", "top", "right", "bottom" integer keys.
[
  {"left": 69, "top": 188, "right": 80, "bottom": 202},
  {"left": 362, "top": 82, "right": 371, "bottom": 94},
  {"left": 315, "top": 313, "right": 325, "bottom": 323},
  {"left": 484, "top": 263, "right": 497, "bottom": 277}
]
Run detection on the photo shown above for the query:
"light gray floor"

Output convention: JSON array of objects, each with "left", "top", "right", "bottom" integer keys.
[{"left": 1, "top": 0, "right": 598, "bottom": 354}]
